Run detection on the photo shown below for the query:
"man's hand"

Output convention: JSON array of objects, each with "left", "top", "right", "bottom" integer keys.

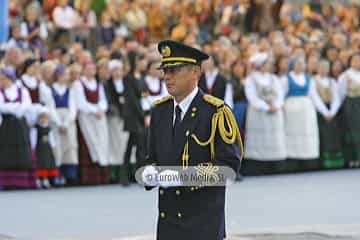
[
  {"left": 142, "top": 165, "right": 159, "bottom": 187},
  {"left": 158, "top": 170, "right": 182, "bottom": 188}
]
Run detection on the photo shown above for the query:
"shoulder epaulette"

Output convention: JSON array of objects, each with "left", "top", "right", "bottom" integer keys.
[
  {"left": 152, "top": 95, "right": 173, "bottom": 106},
  {"left": 203, "top": 94, "right": 224, "bottom": 108}
]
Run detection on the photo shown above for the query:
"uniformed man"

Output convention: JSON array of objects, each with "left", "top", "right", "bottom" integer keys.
[{"left": 141, "top": 40, "right": 243, "bottom": 240}]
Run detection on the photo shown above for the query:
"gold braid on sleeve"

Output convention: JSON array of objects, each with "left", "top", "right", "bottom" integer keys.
[{"left": 191, "top": 105, "right": 244, "bottom": 162}]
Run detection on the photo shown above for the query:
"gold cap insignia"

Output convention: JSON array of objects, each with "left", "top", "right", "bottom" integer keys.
[{"left": 161, "top": 46, "right": 171, "bottom": 57}]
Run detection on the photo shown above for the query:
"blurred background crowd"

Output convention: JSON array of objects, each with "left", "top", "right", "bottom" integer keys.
[{"left": 0, "top": 0, "right": 359, "bottom": 190}]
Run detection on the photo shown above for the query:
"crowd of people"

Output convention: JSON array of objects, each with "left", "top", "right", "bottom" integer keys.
[{"left": 0, "top": 0, "right": 359, "bottom": 189}]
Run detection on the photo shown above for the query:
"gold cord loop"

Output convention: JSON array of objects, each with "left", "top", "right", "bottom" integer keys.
[{"left": 190, "top": 106, "right": 244, "bottom": 162}]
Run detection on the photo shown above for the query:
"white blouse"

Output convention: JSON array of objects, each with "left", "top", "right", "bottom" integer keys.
[
  {"left": 0, "top": 84, "right": 32, "bottom": 118},
  {"left": 204, "top": 69, "right": 234, "bottom": 108},
  {"left": 144, "top": 76, "right": 168, "bottom": 107},
  {"left": 245, "top": 71, "right": 284, "bottom": 112},
  {"left": 145, "top": 76, "right": 161, "bottom": 94},
  {"left": 53, "top": 6, "right": 79, "bottom": 29},
  {"left": 113, "top": 78, "right": 124, "bottom": 94},
  {"left": 313, "top": 75, "right": 341, "bottom": 117},
  {"left": 18, "top": 74, "right": 59, "bottom": 126},
  {"left": 338, "top": 68, "right": 360, "bottom": 102},
  {"left": 20, "top": 22, "right": 48, "bottom": 40}
]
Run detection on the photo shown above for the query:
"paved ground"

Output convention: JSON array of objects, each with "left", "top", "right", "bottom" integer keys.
[{"left": 1, "top": 169, "right": 360, "bottom": 240}]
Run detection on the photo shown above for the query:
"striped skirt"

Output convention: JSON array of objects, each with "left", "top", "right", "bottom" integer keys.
[{"left": 0, "top": 116, "right": 36, "bottom": 189}]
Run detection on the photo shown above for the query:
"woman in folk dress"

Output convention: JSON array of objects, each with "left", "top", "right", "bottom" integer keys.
[
  {"left": 0, "top": 67, "right": 35, "bottom": 189},
  {"left": 141, "top": 60, "right": 167, "bottom": 130},
  {"left": 20, "top": 58, "right": 59, "bottom": 188},
  {"left": 244, "top": 53, "right": 287, "bottom": 175},
  {"left": 73, "top": 62, "right": 110, "bottom": 185},
  {"left": 337, "top": 53, "right": 360, "bottom": 168},
  {"left": 105, "top": 59, "right": 130, "bottom": 184},
  {"left": 143, "top": 60, "right": 168, "bottom": 105},
  {"left": 313, "top": 60, "right": 344, "bottom": 169},
  {"left": 51, "top": 65, "right": 78, "bottom": 185},
  {"left": 283, "top": 56, "right": 326, "bottom": 172}
]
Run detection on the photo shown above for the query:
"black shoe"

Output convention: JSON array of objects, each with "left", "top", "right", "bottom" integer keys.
[
  {"left": 120, "top": 178, "right": 130, "bottom": 186},
  {"left": 119, "top": 166, "right": 132, "bottom": 186},
  {"left": 236, "top": 173, "right": 243, "bottom": 182}
]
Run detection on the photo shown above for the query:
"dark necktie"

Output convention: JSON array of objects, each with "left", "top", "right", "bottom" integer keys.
[{"left": 173, "top": 105, "right": 182, "bottom": 136}]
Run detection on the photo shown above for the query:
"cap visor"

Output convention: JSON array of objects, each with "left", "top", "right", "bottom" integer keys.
[{"left": 157, "top": 62, "right": 192, "bottom": 70}]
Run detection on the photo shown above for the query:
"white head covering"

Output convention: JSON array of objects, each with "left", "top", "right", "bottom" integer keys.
[
  {"left": 249, "top": 52, "right": 269, "bottom": 68},
  {"left": 108, "top": 60, "right": 123, "bottom": 72}
]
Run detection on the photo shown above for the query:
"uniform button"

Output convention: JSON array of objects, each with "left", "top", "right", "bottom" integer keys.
[
  {"left": 177, "top": 212, "right": 182, "bottom": 218},
  {"left": 176, "top": 190, "right": 181, "bottom": 195},
  {"left": 160, "top": 189, "right": 164, "bottom": 195},
  {"left": 160, "top": 212, "right": 165, "bottom": 218},
  {"left": 190, "top": 187, "right": 194, "bottom": 191},
  {"left": 185, "top": 130, "right": 190, "bottom": 136}
]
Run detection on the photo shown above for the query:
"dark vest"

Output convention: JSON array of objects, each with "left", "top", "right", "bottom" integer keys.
[
  {"left": 51, "top": 86, "right": 70, "bottom": 108},
  {"left": 107, "top": 78, "right": 125, "bottom": 117},
  {"left": 1, "top": 87, "right": 22, "bottom": 103},
  {"left": 198, "top": 72, "right": 226, "bottom": 100},
  {"left": 81, "top": 80, "right": 99, "bottom": 104},
  {"left": 22, "top": 78, "right": 40, "bottom": 103},
  {"left": 26, "top": 21, "right": 42, "bottom": 47}
]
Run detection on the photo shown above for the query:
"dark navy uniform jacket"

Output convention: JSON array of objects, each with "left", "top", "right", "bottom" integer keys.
[{"left": 146, "top": 89, "right": 241, "bottom": 240}]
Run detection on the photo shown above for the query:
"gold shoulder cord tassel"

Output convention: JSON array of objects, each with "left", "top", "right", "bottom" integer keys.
[
  {"left": 182, "top": 140, "right": 189, "bottom": 169},
  {"left": 190, "top": 105, "right": 244, "bottom": 164}
]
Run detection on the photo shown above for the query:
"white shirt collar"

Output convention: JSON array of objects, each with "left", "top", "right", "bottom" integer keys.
[
  {"left": 205, "top": 69, "right": 219, "bottom": 88},
  {"left": 290, "top": 71, "right": 306, "bottom": 86},
  {"left": 173, "top": 86, "right": 198, "bottom": 122},
  {"left": 52, "top": 82, "right": 69, "bottom": 95},
  {"left": 205, "top": 69, "right": 219, "bottom": 79},
  {"left": 2, "top": 84, "right": 19, "bottom": 101},
  {"left": 113, "top": 78, "right": 124, "bottom": 93},
  {"left": 145, "top": 76, "right": 161, "bottom": 92}
]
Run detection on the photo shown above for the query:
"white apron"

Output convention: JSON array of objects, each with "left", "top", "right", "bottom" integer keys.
[
  {"left": 245, "top": 106, "right": 286, "bottom": 160},
  {"left": 53, "top": 109, "right": 78, "bottom": 166},
  {"left": 78, "top": 112, "right": 110, "bottom": 166},
  {"left": 107, "top": 115, "right": 129, "bottom": 165},
  {"left": 284, "top": 96, "right": 319, "bottom": 159}
]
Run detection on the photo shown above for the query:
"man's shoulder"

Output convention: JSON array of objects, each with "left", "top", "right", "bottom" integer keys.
[
  {"left": 151, "top": 95, "right": 173, "bottom": 113},
  {"left": 201, "top": 94, "right": 225, "bottom": 109},
  {"left": 151, "top": 94, "right": 226, "bottom": 112},
  {"left": 153, "top": 95, "right": 173, "bottom": 105}
]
